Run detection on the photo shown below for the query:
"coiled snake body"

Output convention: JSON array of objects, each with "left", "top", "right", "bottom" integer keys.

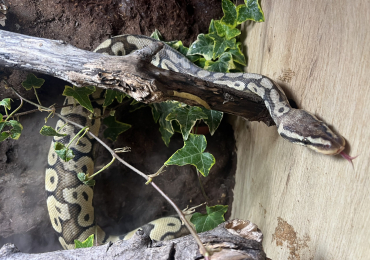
[{"left": 46, "top": 35, "right": 346, "bottom": 249}]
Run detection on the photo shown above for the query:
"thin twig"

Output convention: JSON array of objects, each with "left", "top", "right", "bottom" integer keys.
[
  {"left": 10, "top": 86, "right": 209, "bottom": 258},
  {"left": 2, "top": 98, "right": 106, "bottom": 120}
]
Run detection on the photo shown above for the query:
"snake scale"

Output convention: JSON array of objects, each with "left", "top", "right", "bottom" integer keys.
[{"left": 46, "top": 35, "right": 347, "bottom": 249}]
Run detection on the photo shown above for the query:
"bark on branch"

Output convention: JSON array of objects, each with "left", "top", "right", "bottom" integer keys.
[
  {"left": 0, "top": 219, "right": 269, "bottom": 260},
  {"left": 0, "top": 29, "right": 273, "bottom": 125}
]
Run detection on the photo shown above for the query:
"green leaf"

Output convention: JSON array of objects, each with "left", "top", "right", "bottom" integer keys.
[
  {"left": 40, "top": 125, "right": 67, "bottom": 137},
  {"left": 230, "top": 62, "right": 246, "bottom": 73},
  {"left": 0, "top": 114, "right": 2, "bottom": 122},
  {"left": 159, "top": 126, "right": 174, "bottom": 147},
  {"left": 151, "top": 103, "right": 180, "bottom": 146},
  {"left": 208, "top": 19, "right": 217, "bottom": 34},
  {"left": 151, "top": 101, "right": 182, "bottom": 139},
  {"left": 220, "top": 0, "right": 238, "bottom": 27},
  {"left": 237, "top": 0, "right": 265, "bottom": 24},
  {"left": 63, "top": 85, "right": 96, "bottom": 113},
  {"left": 7, "top": 120, "right": 23, "bottom": 140},
  {"left": 0, "top": 120, "right": 23, "bottom": 141},
  {"left": 226, "top": 44, "right": 247, "bottom": 66},
  {"left": 0, "top": 132, "right": 9, "bottom": 142},
  {"left": 209, "top": 32, "right": 236, "bottom": 60},
  {"left": 150, "top": 29, "right": 163, "bottom": 41},
  {"left": 190, "top": 205, "right": 228, "bottom": 233},
  {"left": 166, "top": 106, "right": 207, "bottom": 140},
  {"left": 0, "top": 98, "right": 12, "bottom": 110},
  {"left": 103, "top": 116, "right": 131, "bottom": 141},
  {"left": 214, "top": 20, "right": 241, "bottom": 40},
  {"left": 74, "top": 234, "right": 94, "bottom": 248},
  {"left": 54, "top": 142, "right": 74, "bottom": 162},
  {"left": 166, "top": 40, "right": 201, "bottom": 64},
  {"left": 21, "top": 73, "right": 45, "bottom": 90},
  {"left": 129, "top": 101, "right": 147, "bottom": 113},
  {"left": 103, "top": 89, "right": 126, "bottom": 107},
  {"left": 194, "top": 58, "right": 207, "bottom": 69},
  {"left": 205, "top": 52, "right": 234, "bottom": 72},
  {"left": 187, "top": 34, "right": 215, "bottom": 61},
  {"left": 165, "top": 134, "right": 215, "bottom": 177},
  {"left": 77, "top": 172, "right": 95, "bottom": 187},
  {"left": 200, "top": 108, "right": 223, "bottom": 135},
  {"left": 0, "top": 121, "right": 5, "bottom": 133}
]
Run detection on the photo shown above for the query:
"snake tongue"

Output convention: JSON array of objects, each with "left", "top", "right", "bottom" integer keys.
[{"left": 340, "top": 151, "right": 358, "bottom": 167}]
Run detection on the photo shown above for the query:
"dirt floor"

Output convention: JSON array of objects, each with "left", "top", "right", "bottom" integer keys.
[{"left": 0, "top": 0, "right": 238, "bottom": 253}]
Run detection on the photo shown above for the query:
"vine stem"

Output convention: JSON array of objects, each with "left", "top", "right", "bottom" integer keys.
[
  {"left": 88, "top": 157, "right": 115, "bottom": 179},
  {"left": 10, "top": 86, "right": 209, "bottom": 259},
  {"left": 33, "top": 87, "right": 42, "bottom": 106},
  {"left": 66, "top": 126, "right": 88, "bottom": 149},
  {"left": 4, "top": 98, "right": 23, "bottom": 122}
]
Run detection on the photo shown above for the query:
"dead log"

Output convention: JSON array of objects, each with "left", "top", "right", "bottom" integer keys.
[
  {"left": 0, "top": 219, "right": 269, "bottom": 260},
  {"left": 0, "top": 29, "right": 273, "bottom": 125}
]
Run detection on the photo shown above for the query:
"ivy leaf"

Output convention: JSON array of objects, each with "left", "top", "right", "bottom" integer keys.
[
  {"left": 194, "top": 58, "right": 207, "bottom": 69},
  {"left": 77, "top": 172, "right": 96, "bottom": 187},
  {"left": 209, "top": 32, "right": 236, "bottom": 60},
  {"left": 39, "top": 125, "right": 67, "bottom": 137},
  {"left": 214, "top": 20, "right": 241, "bottom": 40},
  {"left": 129, "top": 99, "right": 147, "bottom": 113},
  {"left": 200, "top": 108, "right": 223, "bottom": 135},
  {"left": 103, "top": 116, "right": 131, "bottom": 141},
  {"left": 165, "top": 134, "right": 215, "bottom": 177},
  {"left": 208, "top": 19, "right": 217, "bottom": 34},
  {"left": 187, "top": 34, "right": 215, "bottom": 61},
  {"left": 103, "top": 89, "right": 126, "bottom": 107},
  {"left": 220, "top": 0, "right": 238, "bottom": 28},
  {"left": 0, "top": 98, "right": 12, "bottom": 110},
  {"left": 63, "top": 85, "right": 96, "bottom": 113},
  {"left": 6, "top": 120, "right": 23, "bottom": 140},
  {"left": 151, "top": 101, "right": 182, "bottom": 145},
  {"left": 74, "top": 234, "right": 94, "bottom": 248},
  {"left": 151, "top": 102, "right": 181, "bottom": 133},
  {"left": 205, "top": 52, "right": 235, "bottom": 72},
  {"left": 0, "top": 121, "right": 5, "bottom": 133},
  {"left": 150, "top": 29, "right": 163, "bottom": 41},
  {"left": 54, "top": 142, "right": 74, "bottom": 162},
  {"left": 226, "top": 44, "right": 247, "bottom": 66},
  {"left": 0, "top": 132, "right": 8, "bottom": 142},
  {"left": 159, "top": 126, "right": 173, "bottom": 147},
  {"left": 167, "top": 40, "right": 201, "bottom": 63},
  {"left": 0, "top": 120, "right": 23, "bottom": 141},
  {"left": 166, "top": 106, "right": 207, "bottom": 140},
  {"left": 190, "top": 205, "right": 228, "bottom": 233},
  {"left": 21, "top": 73, "right": 45, "bottom": 90},
  {"left": 237, "top": 0, "right": 265, "bottom": 24}
]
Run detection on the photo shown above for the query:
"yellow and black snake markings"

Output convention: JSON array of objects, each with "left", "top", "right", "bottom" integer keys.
[
  {"left": 46, "top": 35, "right": 346, "bottom": 249},
  {"left": 46, "top": 96, "right": 103, "bottom": 249}
]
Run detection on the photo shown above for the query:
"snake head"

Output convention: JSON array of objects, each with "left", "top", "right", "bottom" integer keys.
[{"left": 277, "top": 109, "right": 345, "bottom": 155}]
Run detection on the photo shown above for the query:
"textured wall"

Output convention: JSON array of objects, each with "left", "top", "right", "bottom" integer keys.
[{"left": 231, "top": 1, "right": 370, "bottom": 259}]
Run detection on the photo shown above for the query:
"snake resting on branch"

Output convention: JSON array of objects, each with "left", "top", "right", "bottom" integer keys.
[{"left": 45, "top": 34, "right": 351, "bottom": 249}]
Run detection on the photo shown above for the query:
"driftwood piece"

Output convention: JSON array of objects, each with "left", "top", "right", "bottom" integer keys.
[
  {"left": 0, "top": 219, "right": 268, "bottom": 260},
  {"left": 0, "top": 29, "right": 273, "bottom": 125}
]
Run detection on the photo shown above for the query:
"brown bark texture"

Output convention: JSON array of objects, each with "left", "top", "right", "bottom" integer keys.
[
  {"left": 0, "top": 29, "right": 274, "bottom": 126},
  {"left": 0, "top": 220, "right": 268, "bottom": 260}
]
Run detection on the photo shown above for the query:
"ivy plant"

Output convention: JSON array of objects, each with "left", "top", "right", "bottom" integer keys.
[{"left": 0, "top": 0, "right": 265, "bottom": 237}]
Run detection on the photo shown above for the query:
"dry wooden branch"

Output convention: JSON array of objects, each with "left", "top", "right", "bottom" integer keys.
[
  {"left": 0, "top": 219, "right": 269, "bottom": 260},
  {"left": 0, "top": 29, "right": 274, "bottom": 125}
]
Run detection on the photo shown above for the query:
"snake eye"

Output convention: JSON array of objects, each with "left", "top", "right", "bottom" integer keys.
[{"left": 302, "top": 138, "right": 311, "bottom": 145}]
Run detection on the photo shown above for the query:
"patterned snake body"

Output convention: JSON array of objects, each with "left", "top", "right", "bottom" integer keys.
[{"left": 46, "top": 35, "right": 346, "bottom": 249}]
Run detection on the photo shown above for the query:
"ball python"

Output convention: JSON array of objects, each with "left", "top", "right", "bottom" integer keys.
[{"left": 46, "top": 34, "right": 349, "bottom": 250}]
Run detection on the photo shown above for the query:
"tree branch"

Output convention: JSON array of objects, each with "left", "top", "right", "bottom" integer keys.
[
  {"left": 0, "top": 219, "right": 268, "bottom": 260},
  {"left": 0, "top": 29, "right": 274, "bottom": 125}
]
